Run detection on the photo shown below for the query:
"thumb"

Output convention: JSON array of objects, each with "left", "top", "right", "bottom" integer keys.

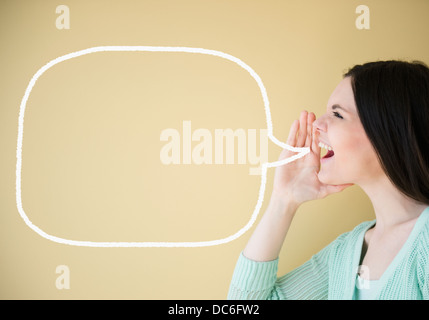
[{"left": 320, "top": 183, "right": 354, "bottom": 198}]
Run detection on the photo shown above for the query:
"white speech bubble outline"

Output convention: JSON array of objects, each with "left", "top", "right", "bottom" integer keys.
[{"left": 16, "top": 46, "right": 310, "bottom": 247}]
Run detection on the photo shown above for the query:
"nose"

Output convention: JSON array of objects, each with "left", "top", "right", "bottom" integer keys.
[{"left": 313, "top": 114, "right": 327, "bottom": 133}]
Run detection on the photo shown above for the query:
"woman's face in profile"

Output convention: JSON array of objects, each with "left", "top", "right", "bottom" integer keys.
[{"left": 313, "top": 77, "right": 384, "bottom": 186}]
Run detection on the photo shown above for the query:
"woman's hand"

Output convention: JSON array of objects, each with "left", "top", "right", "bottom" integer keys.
[
  {"left": 271, "top": 111, "right": 352, "bottom": 210},
  {"left": 243, "top": 111, "right": 353, "bottom": 261}
]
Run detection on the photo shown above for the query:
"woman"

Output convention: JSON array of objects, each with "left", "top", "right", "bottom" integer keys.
[{"left": 228, "top": 60, "right": 429, "bottom": 300}]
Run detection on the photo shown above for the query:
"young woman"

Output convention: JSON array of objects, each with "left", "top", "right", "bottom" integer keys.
[{"left": 228, "top": 60, "right": 429, "bottom": 300}]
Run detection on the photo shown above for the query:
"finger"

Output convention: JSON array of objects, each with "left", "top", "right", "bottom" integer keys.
[
  {"left": 305, "top": 112, "right": 315, "bottom": 147},
  {"left": 286, "top": 119, "right": 299, "bottom": 146},
  {"left": 312, "top": 125, "right": 320, "bottom": 157},
  {"left": 280, "top": 119, "right": 300, "bottom": 160},
  {"left": 296, "top": 111, "right": 308, "bottom": 147}
]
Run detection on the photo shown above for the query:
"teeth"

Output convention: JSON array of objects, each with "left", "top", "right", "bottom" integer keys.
[{"left": 318, "top": 142, "right": 333, "bottom": 151}]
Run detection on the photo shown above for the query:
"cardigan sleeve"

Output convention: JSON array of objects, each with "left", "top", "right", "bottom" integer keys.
[
  {"left": 227, "top": 253, "right": 283, "bottom": 300},
  {"left": 227, "top": 241, "right": 335, "bottom": 300}
]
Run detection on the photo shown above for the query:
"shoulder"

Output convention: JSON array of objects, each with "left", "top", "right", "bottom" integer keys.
[
  {"left": 318, "top": 220, "right": 375, "bottom": 259},
  {"left": 334, "top": 220, "right": 375, "bottom": 247}
]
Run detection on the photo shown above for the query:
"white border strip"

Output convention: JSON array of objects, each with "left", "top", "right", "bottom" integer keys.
[{"left": 16, "top": 46, "right": 309, "bottom": 247}]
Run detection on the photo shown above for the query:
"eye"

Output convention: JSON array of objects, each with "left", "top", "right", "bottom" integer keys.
[{"left": 333, "top": 111, "right": 343, "bottom": 119}]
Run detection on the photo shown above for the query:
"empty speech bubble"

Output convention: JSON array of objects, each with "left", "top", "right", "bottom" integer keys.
[{"left": 16, "top": 46, "right": 309, "bottom": 247}]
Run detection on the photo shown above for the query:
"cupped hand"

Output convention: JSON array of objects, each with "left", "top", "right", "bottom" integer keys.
[{"left": 271, "top": 111, "right": 353, "bottom": 208}]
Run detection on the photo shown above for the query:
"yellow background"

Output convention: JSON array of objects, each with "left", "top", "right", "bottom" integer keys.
[{"left": 1, "top": 0, "right": 429, "bottom": 299}]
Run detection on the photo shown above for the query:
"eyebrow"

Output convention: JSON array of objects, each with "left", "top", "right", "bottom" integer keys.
[{"left": 331, "top": 104, "right": 348, "bottom": 113}]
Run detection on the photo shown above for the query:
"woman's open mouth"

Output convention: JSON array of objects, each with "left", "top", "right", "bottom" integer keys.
[{"left": 318, "top": 142, "right": 335, "bottom": 159}]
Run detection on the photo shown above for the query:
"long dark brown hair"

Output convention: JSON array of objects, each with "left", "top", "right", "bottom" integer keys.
[{"left": 344, "top": 60, "right": 429, "bottom": 204}]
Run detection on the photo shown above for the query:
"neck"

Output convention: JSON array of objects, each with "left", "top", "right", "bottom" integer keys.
[{"left": 359, "top": 175, "right": 427, "bottom": 231}]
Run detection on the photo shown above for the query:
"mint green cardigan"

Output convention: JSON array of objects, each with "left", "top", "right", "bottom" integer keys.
[{"left": 228, "top": 207, "right": 429, "bottom": 300}]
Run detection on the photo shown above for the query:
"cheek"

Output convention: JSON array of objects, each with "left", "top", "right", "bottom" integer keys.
[
  {"left": 335, "top": 130, "right": 382, "bottom": 179},
  {"left": 338, "top": 135, "right": 367, "bottom": 161}
]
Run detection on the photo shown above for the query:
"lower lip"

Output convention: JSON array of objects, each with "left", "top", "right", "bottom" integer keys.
[{"left": 321, "top": 151, "right": 334, "bottom": 162}]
